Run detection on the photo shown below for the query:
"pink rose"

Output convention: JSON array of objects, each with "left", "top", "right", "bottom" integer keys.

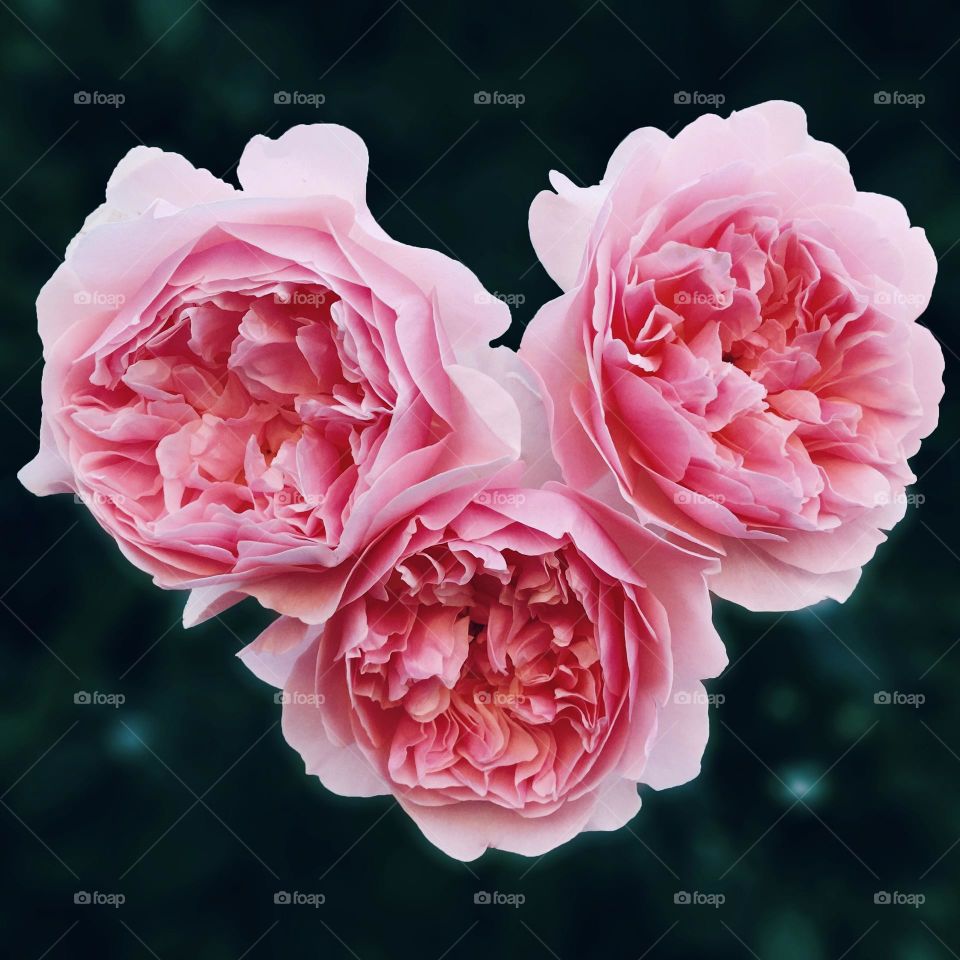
[
  {"left": 19, "top": 125, "right": 520, "bottom": 621},
  {"left": 522, "top": 101, "right": 943, "bottom": 611},
  {"left": 239, "top": 484, "right": 725, "bottom": 860}
]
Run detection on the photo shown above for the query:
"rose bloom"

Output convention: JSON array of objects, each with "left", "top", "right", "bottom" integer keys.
[
  {"left": 240, "top": 484, "right": 726, "bottom": 860},
  {"left": 19, "top": 125, "right": 520, "bottom": 621},
  {"left": 521, "top": 101, "right": 943, "bottom": 611}
]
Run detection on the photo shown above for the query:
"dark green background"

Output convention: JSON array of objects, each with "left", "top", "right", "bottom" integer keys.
[{"left": 2, "top": 0, "right": 958, "bottom": 956}]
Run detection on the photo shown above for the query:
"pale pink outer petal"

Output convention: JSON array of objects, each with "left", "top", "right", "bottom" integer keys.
[
  {"left": 710, "top": 495, "right": 909, "bottom": 611},
  {"left": 445, "top": 363, "right": 522, "bottom": 463},
  {"left": 238, "top": 124, "right": 372, "bottom": 214},
  {"left": 853, "top": 192, "right": 938, "bottom": 312},
  {"left": 65, "top": 145, "right": 236, "bottom": 258},
  {"left": 651, "top": 100, "right": 845, "bottom": 199},
  {"left": 904, "top": 322, "right": 946, "bottom": 455},
  {"left": 756, "top": 499, "right": 907, "bottom": 575},
  {"left": 397, "top": 787, "right": 618, "bottom": 861},
  {"left": 357, "top": 235, "right": 511, "bottom": 357},
  {"left": 183, "top": 584, "right": 248, "bottom": 628},
  {"left": 709, "top": 539, "right": 863, "bottom": 611},
  {"left": 520, "top": 291, "right": 609, "bottom": 491},
  {"left": 280, "top": 645, "right": 389, "bottom": 798},
  {"left": 469, "top": 346, "right": 564, "bottom": 488},
  {"left": 236, "top": 617, "right": 315, "bottom": 689},
  {"left": 580, "top": 778, "right": 644, "bottom": 832},
  {"left": 640, "top": 680, "right": 712, "bottom": 790},
  {"left": 529, "top": 173, "right": 608, "bottom": 291},
  {"left": 529, "top": 128, "right": 670, "bottom": 290},
  {"left": 17, "top": 416, "right": 74, "bottom": 495}
]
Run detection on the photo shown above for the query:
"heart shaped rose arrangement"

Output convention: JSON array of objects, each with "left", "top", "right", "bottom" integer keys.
[{"left": 21, "top": 102, "right": 942, "bottom": 860}]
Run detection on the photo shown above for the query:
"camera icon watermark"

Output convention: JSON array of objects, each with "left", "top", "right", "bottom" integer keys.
[
  {"left": 874, "top": 91, "right": 925, "bottom": 108},
  {"left": 274, "top": 289, "right": 328, "bottom": 307},
  {"left": 673, "top": 690, "right": 724, "bottom": 707},
  {"left": 474, "top": 290, "right": 526, "bottom": 307},
  {"left": 674, "top": 490, "right": 726, "bottom": 506},
  {"left": 674, "top": 91, "right": 725, "bottom": 107},
  {"left": 74, "top": 891, "right": 125, "bottom": 908},
  {"left": 74, "top": 91, "right": 125, "bottom": 108},
  {"left": 73, "top": 290, "right": 126, "bottom": 307},
  {"left": 874, "top": 891, "right": 925, "bottom": 907},
  {"left": 73, "top": 491, "right": 125, "bottom": 507},
  {"left": 274, "top": 891, "right": 325, "bottom": 907},
  {"left": 474, "top": 890, "right": 525, "bottom": 907},
  {"left": 872, "top": 489, "right": 924, "bottom": 508},
  {"left": 873, "top": 691, "right": 925, "bottom": 708},
  {"left": 473, "top": 91, "right": 525, "bottom": 108},
  {"left": 474, "top": 690, "right": 529, "bottom": 707},
  {"left": 674, "top": 290, "right": 730, "bottom": 308},
  {"left": 273, "top": 691, "right": 325, "bottom": 706},
  {"left": 674, "top": 891, "right": 725, "bottom": 908},
  {"left": 874, "top": 290, "right": 926, "bottom": 308},
  {"left": 274, "top": 91, "right": 326, "bottom": 108},
  {"left": 474, "top": 491, "right": 526, "bottom": 507},
  {"left": 74, "top": 691, "right": 126, "bottom": 708}
]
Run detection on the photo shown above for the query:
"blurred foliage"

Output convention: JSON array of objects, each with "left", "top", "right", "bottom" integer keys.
[{"left": 1, "top": 0, "right": 959, "bottom": 956}]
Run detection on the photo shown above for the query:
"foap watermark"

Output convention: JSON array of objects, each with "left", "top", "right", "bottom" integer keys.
[
  {"left": 475, "top": 491, "right": 526, "bottom": 507},
  {"left": 273, "top": 491, "right": 323, "bottom": 508},
  {"left": 474, "top": 891, "right": 525, "bottom": 908},
  {"left": 874, "top": 290, "right": 927, "bottom": 309},
  {"left": 274, "top": 691, "right": 325, "bottom": 706},
  {"left": 873, "top": 490, "right": 924, "bottom": 508},
  {"left": 874, "top": 691, "right": 925, "bottom": 708},
  {"left": 73, "top": 491, "right": 125, "bottom": 507},
  {"left": 874, "top": 891, "right": 925, "bottom": 908},
  {"left": 74, "top": 691, "right": 125, "bottom": 708},
  {"left": 874, "top": 91, "right": 925, "bottom": 108},
  {"left": 673, "top": 690, "right": 724, "bottom": 707},
  {"left": 274, "top": 891, "right": 325, "bottom": 907},
  {"left": 475, "top": 690, "right": 528, "bottom": 707},
  {"left": 274, "top": 290, "right": 329, "bottom": 307},
  {"left": 674, "top": 491, "right": 725, "bottom": 506},
  {"left": 74, "top": 91, "right": 125, "bottom": 108},
  {"left": 674, "top": 290, "right": 730, "bottom": 308},
  {"left": 473, "top": 91, "right": 525, "bottom": 108},
  {"left": 674, "top": 891, "right": 725, "bottom": 908},
  {"left": 74, "top": 891, "right": 125, "bottom": 908},
  {"left": 475, "top": 291, "right": 526, "bottom": 307},
  {"left": 274, "top": 91, "right": 326, "bottom": 108},
  {"left": 74, "top": 290, "right": 125, "bottom": 307},
  {"left": 674, "top": 91, "right": 725, "bottom": 107}
]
